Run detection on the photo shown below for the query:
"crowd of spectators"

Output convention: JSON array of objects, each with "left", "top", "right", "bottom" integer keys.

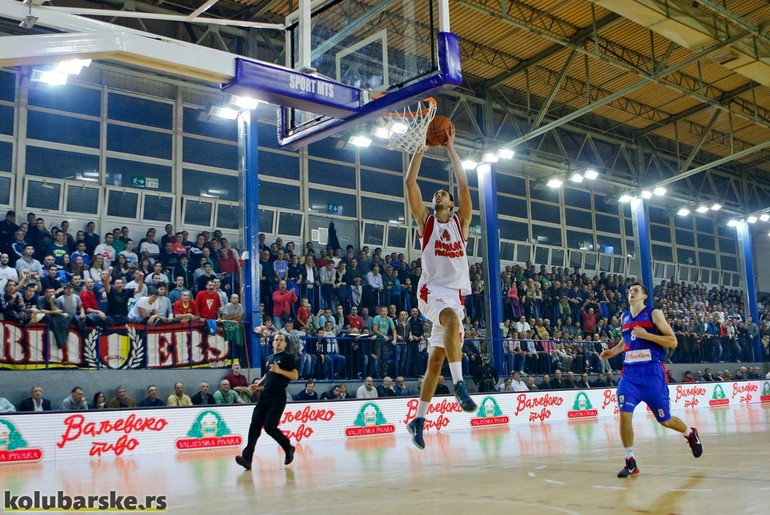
[{"left": 0, "top": 213, "right": 767, "bottom": 397}]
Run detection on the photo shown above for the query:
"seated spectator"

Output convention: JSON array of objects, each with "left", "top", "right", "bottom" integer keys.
[
  {"left": 682, "top": 370, "right": 696, "bottom": 383},
  {"left": 510, "top": 371, "right": 529, "bottom": 392},
  {"left": 0, "top": 395, "right": 14, "bottom": 413},
  {"left": 356, "top": 376, "right": 378, "bottom": 399},
  {"left": 55, "top": 282, "right": 86, "bottom": 327},
  {"left": 168, "top": 275, "right": 190, "bottom": 303},
  {"left": 320, "top": 384, "right": 343, "bottom": 400},
  {"left": 172, "top": 290, "right": 200, "bottom": 321},
  {"left": 540, "top": 374, "right": 552, "bottom": 390},
  {"left": 435, "top": 375, "right": 451, "bottom": 396},
  {"left": 294, "top": 380, "right": 319, "bottom": 401},
  {"left": 591, "top": 372, "right": 609, "bottom": 388},
  {"left": 138, "top": 385, "right": 164, "bottom": 407},
  {"left": 376, "top": 376, "right": 397, "bottom": 397},
  {"left": 108, "top": 385, "right": 137, "bottom": 408},
  {"left": 61, "top": 386, "right": 89, "bottom": 411},
  {"left": 17, "top": 385, "right": 52, "bottom": 412},
  {"left": 91, "top": 391, "right": 107, "bottom": 409},
  {"left": 394, "top": 376, "right": 414, "bottom": 396},
  {"left": 80, "top": 278, "right": 109, "bottom": 327},
  {"left": 213, "top": 379, "right": 244, "bottom": 404},
  {"left": 127, "top": 286, "right": 161, "bottom": 324},
  {"left": 154, "top": 283, "right": 175, "bottom": 323},
  {"left": 0, "top": 279, "right": 27, "bottom": 323},
  {"left": 224, "top": 362, "right": 250, "bottom": 403},
  {"left": 526, "top": 376, "right": 539, "bottom": 390},
  {"left": 497, "top": 376, "right": 514, "bottom": 392},
  {"left": 191, "top": 382, "right": 216, "bottom": 405},
  {"left": 166, "top": 382, "right": 192, "bottom": 406}
]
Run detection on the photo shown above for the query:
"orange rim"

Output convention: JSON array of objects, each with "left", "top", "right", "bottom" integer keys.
[{"left": 382, "top": 97, "right": 437, "bottom": 119}]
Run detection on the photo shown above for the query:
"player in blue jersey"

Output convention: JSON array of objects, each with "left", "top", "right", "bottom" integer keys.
[{"left": 600, "top": 282, "right": 702, "bottom": 478}]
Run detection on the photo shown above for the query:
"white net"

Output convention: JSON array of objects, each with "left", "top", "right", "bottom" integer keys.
[{"left": 376, "top": 97, "right": 437, "bottom": 154}]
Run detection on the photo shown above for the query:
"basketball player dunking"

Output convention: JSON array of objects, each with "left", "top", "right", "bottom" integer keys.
[
  {"left": 405, "top": 125, "right": 477, "bottom": 449},
  {"left": 600, "top": 282, "right": 703, "bottom": 477}
]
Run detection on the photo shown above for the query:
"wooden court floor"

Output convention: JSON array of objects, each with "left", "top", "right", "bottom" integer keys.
[{"left": 1, "top": 404, "right": 768, "bottom": 514}]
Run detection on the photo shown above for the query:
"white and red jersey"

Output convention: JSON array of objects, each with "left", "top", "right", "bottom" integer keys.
[{"left": 418, "top": 213, "right": 472, "bottom": 296}]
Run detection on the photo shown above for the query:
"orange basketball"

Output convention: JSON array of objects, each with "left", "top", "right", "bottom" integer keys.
[{"left": 426, "top": 115, "right": 453, "bottom": 146}]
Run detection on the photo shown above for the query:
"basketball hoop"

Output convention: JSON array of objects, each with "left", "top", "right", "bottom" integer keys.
[{"left": 376, "top": 97, "right": 437, "bottom": 154}]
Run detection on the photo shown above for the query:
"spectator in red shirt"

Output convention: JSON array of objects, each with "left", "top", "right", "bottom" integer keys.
[
  {"left": 196, "top": 279, "right": 221, "bottom": 334},
  {"left": 579, "top": 301, "right": 602, "bottom": 337},
  {"left": 173, "top": 291, "right": 200, "bottom": 321},
  {"left": 80, "top": 278, "right": 109, "bottom": 327},
  {"left": 271, "top": 280, "right": 298, "bottom": 330},
  {"left": 347, "top": 306, "right": 364, "bottom": 332},
  {"left": 217, "top": 248, "right": 239, "bottom": 274}
]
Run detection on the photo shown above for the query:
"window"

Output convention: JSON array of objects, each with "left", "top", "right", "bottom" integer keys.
[
  {"left": 650, "top": 224, "right": 671, "bottom": 242},
  {"left": 721, "top": 255, "right": 738, "bottom": 271},
  {"left": 675, "top": 229, "right": 695, "bottom": 247},
  {"left": 695, "top": 216, "right": 713, "bottom": 233},
  {"left": 183, "top": 107, "right": 237, "bottom": 140},
  {"left": 565, "top": 208, "right": 593, "bottom": 230},
  {"left": 108, "top": 93, "right": 173, "bottom": 129},
  {"left": 697, "top": 233, "right": 715, "bottom": 250},
  {"left": 359, "top": 145, "right": 403, "bottom": 171},
  {"left": 567, "top": 230, "right": 593, "bottom": 250},
  {"left": 106, "top": 190, "right": 138, "bottom": 218},
  {"left": 529, "top": 184, "right": 559, "bottom": 203},
  {"left": 27, "top": 111, "right": 100, "bottom": 148},
  {"left": 0, "top": 176, "right": 11, "bottom": 205},
  {"left": 361, "top": 196, "right": 404, "bottom": 223},
  {"left": 26, "top": 180, "right": 61, "bottom": 211},
  {"left": 718, "top": 237, "right": 736, "bottom": 255},
  {"left": 535, "top": 247, "right": 548, "bottom": 266},
  {"left": 500, "top": 241, "right": 514, "bottom": 261},
  {"left": 584, "top": 252, "right": 596, "bottom": 270},
  {"left": 498, "top": 196, "right": 527, "bottom": 217},
  {"left": 26, "top": 147, "right": 99, "bottom": 180},
  {"left": 260, "top": 151, "right": 300, "bottom": 181},
  {"left": 651, "top": 243, "right": 673, "bottom": 262},
  {"left": 363, "top": 223, "right": 384, "bottom": 245},
  {"left": 308, "top": 188, "right": 356, "bottom": 217},
  {"left": 217, "top": 204, "right": 240, "bottom": 230},
  {"left": 143, "top": 195, "right": 173, "bottom": 222},
  {"left": 498, "top": 219, "right": 528, "bottom": 241},
  {"left": 28, "top": 83, "right": 100, "bottom": 116},
  {"left": 496, "top": 174, "right": 526, "bottom": 195},
  {"left": 563, "top": 188, "right": 591, "bottom": 208},
  {"left": 699, "top": 252, "right": 717, "bottom": 268},
  {"left": 533, "top": 225, "right": 562, "bottom": 247},
  {"left": 65, "top": 185, "right": 99, "bottom": 215},
  {"left": 183, "top": 199, "right": 213, "bottom": 227},
  {"left": 530, "top": 202, "right": 560, "bottom": 224},
  {"left": 360, "top": 169, "right": 403, "bottom": 196},
  {"left": 648, "top": 206, "right": 669, "bottom": 225},
  {"left": 516, "top": 245, "right": 531, "bottom": 263},
  {"left": 259, "top": 209, "right": 275, "bottom": 233},
  {"left": 419, "top": 157, "right": 449, "bottom": 182},
  {"left": 678, "top": 248, "right": 696, "bottom": 265},
  {"left": 0, "top": 71, "right": 15, "bottom": 102},
  {"left": 388, "top": 226, "right": 407, "bottom": 248},
  {"left": 278, "top": 212, "right": 302, "bottom": 236},
  {"left": 551, "top": 249, "right": 565, "bottom": 267},
  {"left": 0, "top": 142, "right": 12, "bottom": 172},
  {"left": 183, "top": 137, "right": 237, "bottom": 169},
  {"left": 596, "top": 235, "right": 621, "bottom": 255},
  {"left": 0, "top": 105, "right": 12, "bottom": 136},
  {"left": 569, "top": 250, "right": 583, "bottom": 269},
  {"left": 108, "top": 125, "right": 172, "bottom": 160},
  {"left": 308, "top": 160, "right": 355, "bottom": 189},
  {"left": 182, "top": 170, "right": 239, "bottom": 201},
  {"left": 308, "top": 138, "right": 355, "bottom": 162},
  {"left": 595, "top": 213, "right": 620, "bottom": 235},
  {"left": 107, "top": 158, "right": 172, "bottom": 193},
  {"left": 261, "top": 182, "right": 300, "bottom": 210}
]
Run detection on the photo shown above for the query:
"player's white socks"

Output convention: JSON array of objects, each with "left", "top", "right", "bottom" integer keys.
[
  {"left": 448, "top": 362, "right": 463, "bottom": 384},
  {"left": 417, "top": 400, "right": 429, "bottom": 419},
  {"left": 683, "top": 428, "right": 692, "bottom": 438},
  {"left": 625, "top": 447, "right": 634, "bottom": 459}
]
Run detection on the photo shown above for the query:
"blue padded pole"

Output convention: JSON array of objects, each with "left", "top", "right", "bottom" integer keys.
[
  {"left": 477, "top": 163, "right": 503, "bottom": 375},
  {"left": 238, "top": 109, "right": 261, "bottom": 371},
  {"left": 735, "top": 221, "right": 760, "bottom": 359},
  {"left": 630, "top": 198, "right": 654, "bottom": 307}
]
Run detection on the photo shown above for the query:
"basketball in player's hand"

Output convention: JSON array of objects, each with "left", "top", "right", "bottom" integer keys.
[{"left": 426, "top": 116, "right": 453, "bottom": 146}]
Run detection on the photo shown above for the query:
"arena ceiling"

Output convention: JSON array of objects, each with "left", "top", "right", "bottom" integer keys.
[{"left": 4, "top": 0, "right": 770, "bottom": 220}]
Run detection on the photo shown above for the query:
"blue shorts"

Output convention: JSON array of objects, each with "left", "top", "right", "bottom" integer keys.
[{"left": 616, "top": 363, "right": 671, "bottom": 422}]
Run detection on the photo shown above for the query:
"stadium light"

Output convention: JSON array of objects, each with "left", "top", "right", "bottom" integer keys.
[
  {"left": 546, "top": 178, "right": 563, "bottom": 188},
  {"left": 482, "top": 152, "right": 499, "bottom": 163},
  {"left": 761, "top": 214, "right": 770, "bottom": 222},
  {"left": 349, "top": 135, "right": 371, "bottom": 148},
  {"left": 497, "top": 148, "right": 514, "bottom": 160},
  {"left": 677, "top": 208, "right": 690, "bottom": 216},
  {"left": 710, "top": 203, "right": 722, "bottom": 211},
  {"left": 618, "top": 194, "right": 633, "bottom": 203},
  {"left": 640, "top": 190, "right": 653, "bottom": 199},
  {"left": 696, "top": 205, "right": 710, "bottom": 213},
  {"left": 727, "top": 219, "right": 739, "bottom": 227},
  {"left": 583, "top": 169, "right": 599, "bottom": 180},
  {"left": 461, "top": 159, "right": 478, "bottom": 170},
  {"left": 569, "top": 173, "right": 584, "bottom": 183},
  {"left": 747, "top": 216, "right": 758, "bottom": 224},
  {"left": 653, "top": 187, "right": 666, "bottom": 196}
]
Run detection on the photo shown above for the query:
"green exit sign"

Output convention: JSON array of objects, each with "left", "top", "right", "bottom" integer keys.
[
  {"left": 131, "top": 175, "right": 146, "bottom": 188},
  {"left": 327, "top": 203, "right": 339, "bottom": 214}
]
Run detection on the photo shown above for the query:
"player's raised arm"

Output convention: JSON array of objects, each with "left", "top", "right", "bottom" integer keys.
[
  {"left": 405, "top": 148, "right": 429, "bottom": 232},
  {"left": 445, "top": 126, "right": 471, "bottom": 239}
]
